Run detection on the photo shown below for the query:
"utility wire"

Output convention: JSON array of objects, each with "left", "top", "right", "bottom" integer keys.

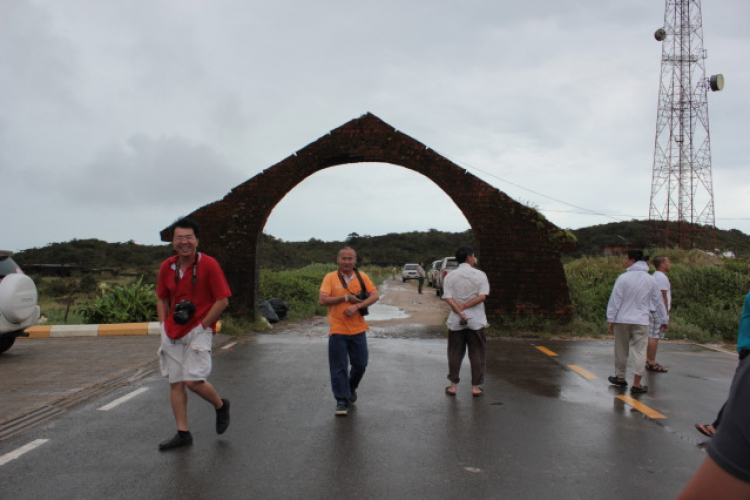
[
  {"left": 434, "top": 151, "right": 748, "bottom": 225},
  {"left": 434, "top": 150, "right": 641, "bottom": 225}
]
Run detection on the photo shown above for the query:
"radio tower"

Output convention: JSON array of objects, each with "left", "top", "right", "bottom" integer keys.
[{"left": 649, "top": 0, "right": 723, "bottom": 249}]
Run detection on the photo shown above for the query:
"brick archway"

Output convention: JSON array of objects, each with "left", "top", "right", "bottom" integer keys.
[{"left": 161, "top": 113, "right": 576, "bottom": 322}]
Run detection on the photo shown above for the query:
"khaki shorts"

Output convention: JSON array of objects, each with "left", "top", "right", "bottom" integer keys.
[{"left": 158, "top": 324, "right": 213, "bottom": 383}]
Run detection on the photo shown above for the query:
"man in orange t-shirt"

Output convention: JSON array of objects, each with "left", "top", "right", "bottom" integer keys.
[{"left": 319, "top": 247, "right": 379, "bottom": 417}]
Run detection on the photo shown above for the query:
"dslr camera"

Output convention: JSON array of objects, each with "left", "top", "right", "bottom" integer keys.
[
  {"left": 173, "top": 300, "right": 196, "bottom": 325},
  {"left": 355, "top": 291, "right": 370, "bottom": 316}
]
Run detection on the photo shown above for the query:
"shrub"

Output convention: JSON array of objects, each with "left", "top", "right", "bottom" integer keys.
[
  {"left": 258, "top": 264, "right": 336, "bottom": 320},
  {"left": 668, "top": 319, "right": 723, "bottom": 344},
  {"left": 77, "top": 276, "right": 157, "bottom": 324},
  {"left": 669, "top": 265, "right": 749, "bottom": 341},
  {"left": 256, "top": 263, "right": 391, "bottom": 322},
  {"left": 564, "top": 256, "right": 622, "bottom": 323}
]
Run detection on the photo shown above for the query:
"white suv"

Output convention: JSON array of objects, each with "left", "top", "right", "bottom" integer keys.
[
  {"left": 0, "top": 251, "right": 40, "bottom": 353},
  {"left": 401, "top": 263, "right": 420, "bottom": 282}
]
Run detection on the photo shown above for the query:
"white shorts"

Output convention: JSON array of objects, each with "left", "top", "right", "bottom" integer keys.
[
  {"left": 158, "top": 324, "right": 213, "bottom": 383},
  {"left": 649, "top": 311, "right": 666, "bottom": 339}
]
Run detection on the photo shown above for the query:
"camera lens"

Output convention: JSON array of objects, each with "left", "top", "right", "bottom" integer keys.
[{"left": 173, "top": 300, "right": 195, "bottom": 325}]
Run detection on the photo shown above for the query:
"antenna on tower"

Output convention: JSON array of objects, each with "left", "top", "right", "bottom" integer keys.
[{"left": 648, "top": 0, "right": 724, "bottom": 250}]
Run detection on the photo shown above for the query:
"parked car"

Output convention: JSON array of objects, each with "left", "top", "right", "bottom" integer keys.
[
  {"left": 427, "top": 260, "right": 442, "bottom": 287},
  {"left": 401, "top": 263, "right": 420, "bottom": 282},
  {"left": 435, "top": 256, "right": 459, "bottom": 297},
  {"left": 0, "top": 250, "right": 41, "bottom": 353}
]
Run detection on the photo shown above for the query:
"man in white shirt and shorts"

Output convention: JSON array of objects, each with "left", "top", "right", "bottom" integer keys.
[{"left": 647, "top": 256, "right": 671, "bottom": 373}]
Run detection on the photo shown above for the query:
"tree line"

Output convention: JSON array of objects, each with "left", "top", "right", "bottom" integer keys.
[
  {"left": 12, "top": 230, "right": 476, "bottom": 272},
  {"left": 12, "top": 221, "right": 750, "bottom": 272}
]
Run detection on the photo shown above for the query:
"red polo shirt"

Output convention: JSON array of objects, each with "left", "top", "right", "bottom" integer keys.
[{"left": 157, "top": 253, "right": 232, "bottom": 339}]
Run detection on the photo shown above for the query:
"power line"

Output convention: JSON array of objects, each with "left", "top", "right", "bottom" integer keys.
[
  {"left": 433, "top": 149, "right": 641, "bottom": 225},
  {"left": 431, "top": 150, "right": 748, "bottom": 228}
]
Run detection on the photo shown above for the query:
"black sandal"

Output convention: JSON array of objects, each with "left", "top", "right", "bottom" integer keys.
[
  {"left": 608, "top": 376, "right": 628, "bottom": 387},
  {"left": 646, "top": 363, "right": 669, "bottom": 372}
]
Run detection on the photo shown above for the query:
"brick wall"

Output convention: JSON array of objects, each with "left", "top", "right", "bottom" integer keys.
[{"left": 161, "top": 113, "right": 576, "bottom": 322}]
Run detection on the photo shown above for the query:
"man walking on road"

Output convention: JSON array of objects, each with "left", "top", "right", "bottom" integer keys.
[
  {"left": 606, "top": 250, "right": 669, "bottom": 394},
  {"left": 646, "top": 255, "right": 671, "bottom": 373},
  {"left": 319, "top": 247, "right": 380, "bottom": 416},
  {"left": 443, "top": 246, "right": 490, "bottom": 398},
  {"left": 156, "top": 218, "right": 232, "bottom": 450},
  {"left": 417, "top": 263, "right": 426, "bottom": 294}
]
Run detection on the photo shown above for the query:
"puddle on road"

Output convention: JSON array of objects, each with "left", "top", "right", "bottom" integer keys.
[{"left": 366, "top": 302, "right": 410, "bottom": 321}]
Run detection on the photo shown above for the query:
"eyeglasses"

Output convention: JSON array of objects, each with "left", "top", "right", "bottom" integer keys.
[{"left": 174, "top": 235, "right": 196, "bottom": 242}]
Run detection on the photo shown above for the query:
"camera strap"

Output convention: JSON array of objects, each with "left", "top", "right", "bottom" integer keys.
[
  {"left": 337, "top": 268, "right": 367, "bottom": 295},
  {"left": 173, "top": 254, "right": 199, "bottom": 309}
]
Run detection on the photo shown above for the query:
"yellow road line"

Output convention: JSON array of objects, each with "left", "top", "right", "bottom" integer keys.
[
  {"left": 616, "top": 395, "right": 667, "bottom": 419},
  {"left": 567, "top": 365, "right": 598, "bottom": 379},
  {"left": 535, "top": 346, "right": 558, "bottom": 357}
]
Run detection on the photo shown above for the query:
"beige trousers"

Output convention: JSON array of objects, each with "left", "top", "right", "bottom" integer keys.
[{"left": 613, "top": 323, "right": 648, "bottom": 379}]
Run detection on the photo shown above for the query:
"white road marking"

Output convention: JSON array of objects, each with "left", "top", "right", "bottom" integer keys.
[
  {"left": 221, "top": 341, "right": 237, "bottom": 350},
  {"left": 98, "top": 387, "right": 149, "bottom": 411},
  {"left": 0, "top": 439, "right": 49, "bottom": 466}
]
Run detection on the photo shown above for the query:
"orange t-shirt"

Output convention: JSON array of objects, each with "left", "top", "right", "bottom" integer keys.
[{"left": 320, "top": 270, "right": 377, "bottom": 335}]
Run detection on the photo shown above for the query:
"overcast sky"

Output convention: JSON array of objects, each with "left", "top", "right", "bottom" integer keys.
[{"left": 2, "top": 0, "right": 748, "bottom": 253}]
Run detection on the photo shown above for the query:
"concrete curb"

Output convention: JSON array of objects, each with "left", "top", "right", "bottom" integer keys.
[{"left": 23, "top": 322, "right": 161, "bottom": 338}]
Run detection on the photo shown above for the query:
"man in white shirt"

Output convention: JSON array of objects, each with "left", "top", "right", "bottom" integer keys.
[
  {"left": 442, "top": 247, "right": 490, "bottom": 397},
  {"left": 606, "top": 250, "right": 669, "bottom": 394},
  {"left": 647, "top": 256, "right": 671, "bottom": 372}
]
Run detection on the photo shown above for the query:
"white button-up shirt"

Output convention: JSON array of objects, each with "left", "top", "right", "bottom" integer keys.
[{"left": 443, "top": 263, "right": 490, "bottom": 331}]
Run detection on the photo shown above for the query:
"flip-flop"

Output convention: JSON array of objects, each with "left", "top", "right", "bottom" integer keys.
[
  {"left": 646, "top": 363, "right": 669, "bottom": 372},
  {"left": 695, "top": 424, "right": 716, "bottom": 438},
  {"left": 472, "top": 389, "right": 484, "bottom": 398},
  {"left": 630, "top": 385, "right": 649, "bottom": 394},
  {"left": 608, "top": 376, "right": 628, "bottom": 387},
  {"left": 445, "top": 387, "right": 456, "bottom": 396}
]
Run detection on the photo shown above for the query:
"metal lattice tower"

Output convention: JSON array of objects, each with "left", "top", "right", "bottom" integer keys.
[{"left": 649, "top": 0, "right": 723, "bottom": 249}]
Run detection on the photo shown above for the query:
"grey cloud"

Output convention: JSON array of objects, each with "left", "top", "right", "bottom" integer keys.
[
  {"left": 54, "top": 134, "right": 245, "bottom": 208},
  {"left": 2, "top": 0, "right": 749, "bottom": 249}
]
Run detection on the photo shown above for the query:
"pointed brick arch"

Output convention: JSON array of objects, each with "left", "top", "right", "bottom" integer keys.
[{"left": 161, "top": 113, "right": 576, "bottom": 322}]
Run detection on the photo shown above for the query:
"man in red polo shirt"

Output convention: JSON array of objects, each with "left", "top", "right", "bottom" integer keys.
[{"left": 156, "top": 218, "right": 232, "bottom": 451}]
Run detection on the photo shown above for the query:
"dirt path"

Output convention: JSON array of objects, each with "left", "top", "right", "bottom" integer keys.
[{"left": 263, "top": 277, "right": 450, "bottom": 338}]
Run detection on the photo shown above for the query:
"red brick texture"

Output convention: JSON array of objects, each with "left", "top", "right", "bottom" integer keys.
[{"left": 161, "top": 113, "right": 576, "bottom": 322}]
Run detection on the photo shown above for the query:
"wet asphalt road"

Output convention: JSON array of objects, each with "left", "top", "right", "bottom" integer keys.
[{"left": 0, "top": 333, "right": 736, "bottom": 499}]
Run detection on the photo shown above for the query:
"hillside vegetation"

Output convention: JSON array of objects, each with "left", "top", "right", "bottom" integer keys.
[
  {"left": 569, "top": 220, "right": 750, "bottom": 258},
  {"left": 14, "top": 220, "right": 750, "bottom": 271},
  {"left": 13, "top": 230, "right": 476, "bottom": 272}
]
